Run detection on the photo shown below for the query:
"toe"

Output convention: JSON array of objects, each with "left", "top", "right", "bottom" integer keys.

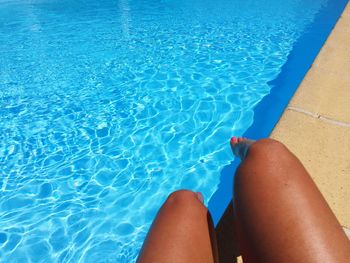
[{"left": 230, "top": 136, "right": 237, "bottom": 144}]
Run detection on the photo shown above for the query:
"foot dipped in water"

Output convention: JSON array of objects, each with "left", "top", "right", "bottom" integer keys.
[{"left": 230, "top": 137, "right": 255, "bottom": 160}]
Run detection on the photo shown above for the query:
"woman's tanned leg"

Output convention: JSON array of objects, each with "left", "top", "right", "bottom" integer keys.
[
  {"left": 231, "top": 138, "right": 350, "bottom": 263},
  {"left": 137, "top": 190, "right": 218, "bottom": 263}
]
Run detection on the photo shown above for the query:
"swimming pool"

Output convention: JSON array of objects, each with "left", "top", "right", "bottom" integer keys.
[{"left": 0, "top": 0, "right": 341, "bottom": 261}]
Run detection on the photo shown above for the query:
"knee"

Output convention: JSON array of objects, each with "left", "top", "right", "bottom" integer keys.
[
  {"left": 165, "top": 190, "right": 206, "bottom": 213},
  {"left": 236, "top": 138, "right": 291, "bottom": 176},
  {"left": 235, "top": 138, "right": 295, "bottom": 184},
  {"left": 248, "top": 138, "right": 290, "bottom": 160}
]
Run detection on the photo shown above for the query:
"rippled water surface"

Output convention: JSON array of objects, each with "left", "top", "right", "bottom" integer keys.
[{"left": 1, "top": 0, "right": 327, "bottom": 261}]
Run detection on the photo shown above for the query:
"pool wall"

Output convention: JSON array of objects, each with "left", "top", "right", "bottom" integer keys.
[{"left": 209, "top": 0, "right": 349, "bottom": 225}]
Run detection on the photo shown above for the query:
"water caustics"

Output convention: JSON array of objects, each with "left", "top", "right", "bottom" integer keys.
[{"left": 0, "top": 0, "right": 327, "bottom": 262}]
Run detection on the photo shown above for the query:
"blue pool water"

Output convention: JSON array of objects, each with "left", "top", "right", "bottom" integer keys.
[{"left": 0, "top": 0, "right": 331, "bottom": 261}]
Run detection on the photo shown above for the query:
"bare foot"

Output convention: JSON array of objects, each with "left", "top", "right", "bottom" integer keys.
[{"left": 230, "top": 137, "right": 255, "bottom": 160}]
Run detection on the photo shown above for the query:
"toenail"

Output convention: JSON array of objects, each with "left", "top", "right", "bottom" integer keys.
[{"left": 231, "top": 137, "right": 237, "bottom": 143}]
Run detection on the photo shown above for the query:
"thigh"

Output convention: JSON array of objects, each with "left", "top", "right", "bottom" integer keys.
[
  {"left": 234, "top": 139, "right": 350, "bottom": 263},
  {"left": 137, "top": 190, "right": 218, "bottom": 263}
]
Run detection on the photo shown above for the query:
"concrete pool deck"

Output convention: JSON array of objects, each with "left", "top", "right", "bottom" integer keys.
[{"left": 270, "top": 1, "right": 350, "bottom": 237}]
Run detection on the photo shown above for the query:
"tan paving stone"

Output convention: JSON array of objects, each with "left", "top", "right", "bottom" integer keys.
[
  {"left": 288, "top": 3, "right": 350, "bottom": 124},
  {"left": 289, "top": 68, "right": 350, "bottom": 123},
  {"left": 271, "top": 110, "right": 350, "bottom": 228},
  {"left": 313, "top": 36, "right": 350, "bottom": 72},
  {"left": 341, "top": 5, "right": 350, "bottom": 18},
  {"left": 314, "top": 43, "right": 350, "bottom": 71},
  {"left": 332, "top": 11, "right": 350, "bottom": 34}
]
